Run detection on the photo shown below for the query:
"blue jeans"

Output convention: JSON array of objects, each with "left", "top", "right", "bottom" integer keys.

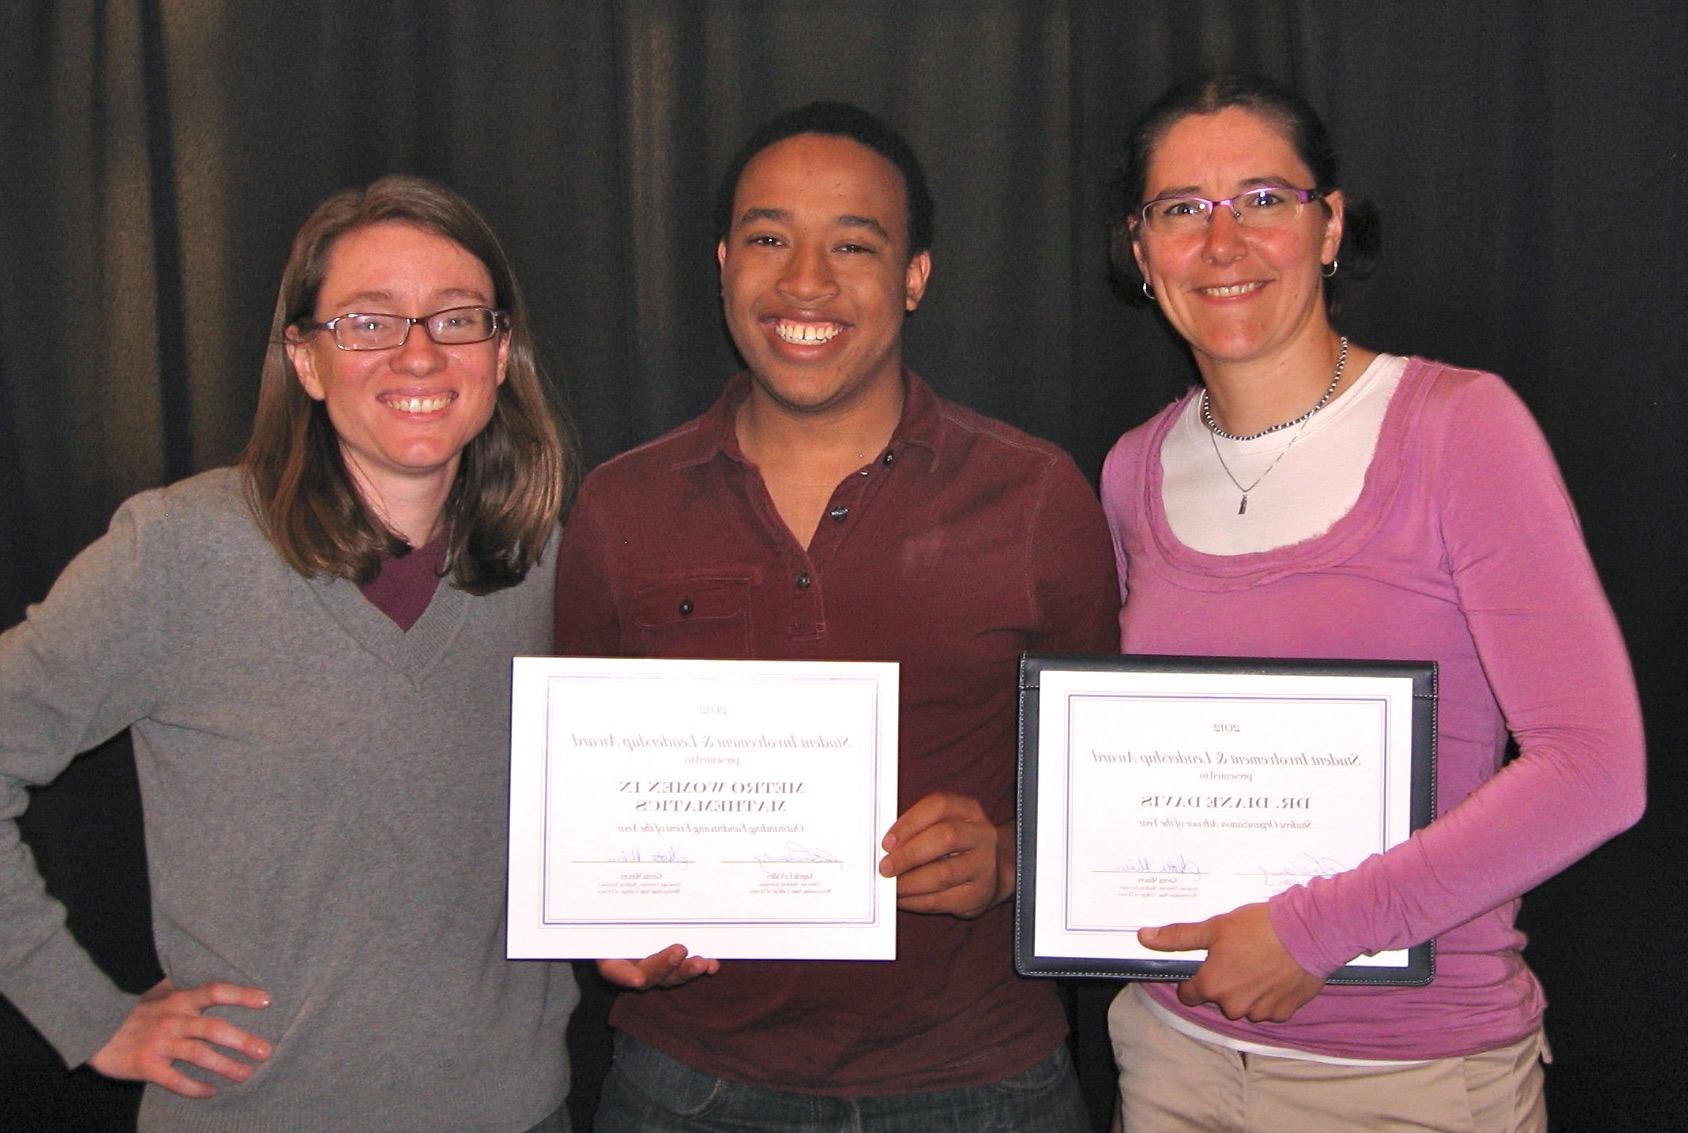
[{"left": 594, "top": 1032, "right": 1089, "bottom": 1132}]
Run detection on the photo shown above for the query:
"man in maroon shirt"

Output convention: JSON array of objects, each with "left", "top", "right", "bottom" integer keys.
[{"left": 555, "top": 101, "right": 1118, "bottom": 1132}]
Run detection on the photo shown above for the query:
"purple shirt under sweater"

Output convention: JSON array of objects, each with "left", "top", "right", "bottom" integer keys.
[
  {"left": 1101, "top": 358, "right": 1644, "bottom": 1060},
  {"left": 361, "top": 533, "right": 447, "bottom": 630}
]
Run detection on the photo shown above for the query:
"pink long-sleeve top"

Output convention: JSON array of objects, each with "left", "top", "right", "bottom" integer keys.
[{"left": 1100, "top": 358, "right": 1645, "bottom": 1060}]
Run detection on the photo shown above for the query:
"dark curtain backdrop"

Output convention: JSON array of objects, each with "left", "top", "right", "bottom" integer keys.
[{"left": 2, "top": 2, "right": 1683, "bottom": 1130}]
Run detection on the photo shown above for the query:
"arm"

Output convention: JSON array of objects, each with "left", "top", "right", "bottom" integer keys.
[
  {"left": 879, "top": 450, "right": 1120, "bottom": 918},
  {"left": 1144, "top": 374, "right": 1645, "bottom": 1016},
  {"left": 0, "top": 493, "right": 271, "bottom": 1085}
]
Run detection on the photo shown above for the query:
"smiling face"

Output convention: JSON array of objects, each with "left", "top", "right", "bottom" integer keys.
[
  {"left": 717, "top": 132, "right": 931, "bottom": 419},
  {"left": 286, "top": 221, "right": 507, "bottom": 513},
  {"left": 1132, "top": 106, "right": 1343, "bottom": 376}
]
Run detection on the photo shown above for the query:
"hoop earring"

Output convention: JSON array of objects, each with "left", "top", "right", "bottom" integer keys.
[
  {"left": 1142, "top": 280, "right": 1157, "bottom": 302},
  {"left": 1321, "top": 260, "right": 1339, "bottom": 279}
]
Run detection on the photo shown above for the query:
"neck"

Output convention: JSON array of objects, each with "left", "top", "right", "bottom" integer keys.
[
  {"left": 1200, "top": 333, "right": 1370, "bottom": 438},
  {"left": 345, "top": 456, "right": 454, "bottom": 549},
  {"left": 735, "top": 370, "right": 906, "bottom": 476}
]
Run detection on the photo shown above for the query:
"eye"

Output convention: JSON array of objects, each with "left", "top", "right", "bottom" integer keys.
[
  {"left": 348, "top": 315, "right": 395, "bottom": 337},
  {"left": 746, "top": 233, "right": 785, "bottom": 248},
  {"left": 834, "top": 242, "right": 876, "bottom": 255},
  {"left": 1239, "top": 188, "right": 1291, "bottom": 210},
  {"left": 1157, "top": 198, "right": 1207, "bottom": 219}
]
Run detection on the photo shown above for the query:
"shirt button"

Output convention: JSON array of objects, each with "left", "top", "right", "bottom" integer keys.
[
  {"left": 881, "top": 450, "right": 896, "bottom": 466},
  {"left": 829, "top": 506, "right": 850, "bottom": 522},
  {"left": 795, "top": 572, "right": 812, "bottom": 590},
  {"left": 678, "top": 599, "right": 694, "bottom": 616}
]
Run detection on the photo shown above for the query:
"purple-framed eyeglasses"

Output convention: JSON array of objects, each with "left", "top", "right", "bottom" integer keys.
[{"left": 1136, "top": 186, "right": 1325, "bottom": 234}]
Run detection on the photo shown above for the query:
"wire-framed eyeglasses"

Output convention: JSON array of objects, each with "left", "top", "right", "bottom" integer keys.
[
  {"left": 298, "top": 306, "right": 507, "bottom": 351},
  {"left": 1136, "top": 186, "right": 1324, "bottom": 236}
]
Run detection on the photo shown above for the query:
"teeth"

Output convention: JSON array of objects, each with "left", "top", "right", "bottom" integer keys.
[
  {"left": 775, "top": 320, "right": 842, "bottom": 345},
  {"left": 387, "top": 394, "right": 453, "bottom": 413},
  {"left": 1201, "top": 283, "right": 1262, "bottom": 297}
]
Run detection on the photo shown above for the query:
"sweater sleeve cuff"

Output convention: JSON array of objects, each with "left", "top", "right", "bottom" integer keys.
[
  {"left": 2, "top": 929, "right": 139, "bottom": 1068},
  {"left": 1267, "top": 887, "right": 1348, "bottom": 979}
]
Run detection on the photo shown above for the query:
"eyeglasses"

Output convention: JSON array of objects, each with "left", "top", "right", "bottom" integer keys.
[
  {"left": 299, "top": 306, "right": 506, "bottom": 351},
  {"left": 1136, "top": 186, "right": 1324, "bottom": 236}
]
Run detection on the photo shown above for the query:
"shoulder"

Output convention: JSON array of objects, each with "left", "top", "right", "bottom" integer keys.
[
  {"left": 929, "top": 396, "right": 1088, "bottom": 486},
  {"left": 1102, "top": 393, "right": 1190, "bottom": 488},
  {"left": 1394, "top": 358, "right": 1548, "bottom": 459},
  {"left": 104, "top": 466, "right": 260, "bottom": 551},
  {"left": 577, "top": 415, "right": 714, "bottom": 499}
]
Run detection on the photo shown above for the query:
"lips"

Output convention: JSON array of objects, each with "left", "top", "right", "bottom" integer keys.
[
  {"left": 772, "top": 318, "right": 844, "bottom": 345},
  {"left": 1195, "top": 282, "right": 1266, "bottom": 298},
  {"left": 382, "top": 392, "right": 456, "bottom": 414}
]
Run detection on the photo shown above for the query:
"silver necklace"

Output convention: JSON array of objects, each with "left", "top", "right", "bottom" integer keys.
[
  {"left": 1205, "top": 336, "right": 1348, "bottom": 515},
  {"left": 1201, "top": 336, "right": 1348, "bottom": 441}
]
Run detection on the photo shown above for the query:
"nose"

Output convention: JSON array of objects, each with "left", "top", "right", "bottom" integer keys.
[
  {"left": 1200, "top": 205, "right": 1246, "bottom": 263},
  {"left": 777, "top": 241, "right": 838, "bottom": 303},
  {"left": 390, "top": 319, "right": 447, "bottom": 373}
]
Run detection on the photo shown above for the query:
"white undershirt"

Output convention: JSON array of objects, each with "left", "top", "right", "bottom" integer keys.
[{"left": 1163, "top": 354, "right": 1407, "bottom": 555}]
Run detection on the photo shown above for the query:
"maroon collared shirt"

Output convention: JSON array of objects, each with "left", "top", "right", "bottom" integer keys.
[{"left": 555, "top": 371, "right": 1119, "bottom": 1096}]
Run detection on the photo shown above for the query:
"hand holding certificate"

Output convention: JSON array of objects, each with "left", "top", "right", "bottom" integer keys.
[
  {"left": 508, "top": 658, "right": 899, "bottom": 961},
  {"left": 1015, "top": 654, "right": 1435, "bottom": 986}
]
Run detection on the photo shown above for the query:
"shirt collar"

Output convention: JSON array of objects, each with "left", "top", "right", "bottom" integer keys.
[{"left": 670, "top": 368, "right": 945, "bottom": 473}]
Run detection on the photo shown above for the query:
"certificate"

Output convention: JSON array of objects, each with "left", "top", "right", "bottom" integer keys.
[
  {"left": 1015, "top": 654, "right": 1435, "bottom": 985},
  {"left": 507, "top": 657, "right": 899, "bottom": 960}
]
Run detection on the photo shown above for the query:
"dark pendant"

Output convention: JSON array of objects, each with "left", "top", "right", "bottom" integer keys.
[{"left": 1238, "top": 494, "right": 1249, "bottom": 515}]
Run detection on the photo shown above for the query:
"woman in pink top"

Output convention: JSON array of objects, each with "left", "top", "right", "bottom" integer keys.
[{"left": 1099, "top": 74, "right": 1644, "bottom": 1132}]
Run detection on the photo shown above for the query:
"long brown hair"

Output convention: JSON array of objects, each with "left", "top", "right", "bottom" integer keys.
[{"left": 241, "top": 175, "right": 575, "bottom": 594}]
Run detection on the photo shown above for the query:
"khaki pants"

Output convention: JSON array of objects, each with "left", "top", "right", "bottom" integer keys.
[{"left": 1108, "top": 984, "right": 1549, "bottom": 1133}]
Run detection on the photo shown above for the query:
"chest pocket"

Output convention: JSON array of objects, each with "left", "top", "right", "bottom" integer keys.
[{"left": 631, "top": 575, "right": 754, "bottom": 658}]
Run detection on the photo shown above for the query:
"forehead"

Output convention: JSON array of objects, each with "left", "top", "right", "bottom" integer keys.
[
  {"left": 1145, "top": 106, "right": 1311, "bottom": 194},
  {"left": 732, "top": 133, "right": 910, "bottom": 240},
  {"left": 317, "top": 221, "right": 493, "bottom": 306}
]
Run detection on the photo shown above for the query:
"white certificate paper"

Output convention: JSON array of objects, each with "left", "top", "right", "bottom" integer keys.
[
  {"left": 507, "top": 657, "right": 899, "bottom": 960},
  {"left": 1017, "top": 654, "right": 1434, "bottom": 984}
]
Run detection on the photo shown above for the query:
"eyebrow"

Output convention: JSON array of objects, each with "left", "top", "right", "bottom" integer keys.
[
  {"left": 735, "top": 207, "right": 892, "bottom": 242},
  {"left": 324, "top": 286, "right": 492, "bottom": 312},
  {"left": 1148, "top": 176, "right": 1301, "bottom": 199}
]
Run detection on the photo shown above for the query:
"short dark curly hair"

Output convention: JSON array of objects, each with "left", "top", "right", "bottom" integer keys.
[{"left": 715, "top": 101, "right": 934, "bottom": 258}]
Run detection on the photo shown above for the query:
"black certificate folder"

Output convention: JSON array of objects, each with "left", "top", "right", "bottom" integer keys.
[{"left": 1015, "top": 653, "right": 1436, "bottom": 986}]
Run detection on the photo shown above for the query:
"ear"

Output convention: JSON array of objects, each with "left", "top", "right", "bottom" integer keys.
[
  {"left": 286, "top": 335, "right": 327, "bottom": 401},
  {"left": 717, "top": 239, "right": 728, "bottom": 275},
  {"left": 903, "top": 250, "right": 932, "bottom": 312},
  {"left": 496, "top": 331, "right": 510, "bottom": 386},
  {"left": 1130, "top": 223, "right": 1151, "bottom": 281},
  {"left": 1319, "top": 189, "right": 1346, "bottom": 266}
]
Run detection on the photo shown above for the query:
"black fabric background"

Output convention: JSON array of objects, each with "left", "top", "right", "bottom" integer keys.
[{"left": 2, "top": 3, "right": 1682, "bottom": 1129}]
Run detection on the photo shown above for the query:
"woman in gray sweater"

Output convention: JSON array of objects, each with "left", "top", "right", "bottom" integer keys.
[{"left": 0, "top": 176, "right": 578, "bottom": 1133}]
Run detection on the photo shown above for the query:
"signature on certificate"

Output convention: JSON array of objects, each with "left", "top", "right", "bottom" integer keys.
[
  {"left": 1104, "top": 854, "right": 1203, "bottom": 876},
  {"left": 1247, "top": 853, "right": 1349, "bottom": 882},
  {"left": 607, "top": 845, "right": 693, "bottom": 865},
  {"left": 749, "top": 842, "right": 843, "bottom": 872}
]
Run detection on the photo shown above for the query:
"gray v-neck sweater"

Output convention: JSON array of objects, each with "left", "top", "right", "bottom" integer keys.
[{"left": 0, "top": 468, "right": 574, "bottom": 1132}]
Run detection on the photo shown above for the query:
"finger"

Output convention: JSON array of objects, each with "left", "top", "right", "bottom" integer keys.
[
  {"left": 1176, "top": 979, "right": 1209, "bottom": 1009},
  {"left": 598, "top": 945, "right": 689, "bottom": 990},
  {"left": 881, "top": 792, "right": 970, "bottom": 850},
  {"left": 1137, "top": 921, "right": 1211, "bottom": 952},
  {"left": 147, "top": 1060, "right": 220, "bottom": 1100},
  {"left": 659, "top": 955, "right": 720, "bottom": 987},
  {"left": 170, "top": 1036, "right": 261, "bottom": 1085},
  {"left": 595, "top": 959, "right": 649, "bottom": 989},
  {"left": 170, "top": 981, "right": 271, "bottom": 1013},
  {"left": 183, "top": 1016, "right": 273, "bottom": 1062},
  {"left": 880, "top": 820, "right": 982, "bottom": 878}
]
